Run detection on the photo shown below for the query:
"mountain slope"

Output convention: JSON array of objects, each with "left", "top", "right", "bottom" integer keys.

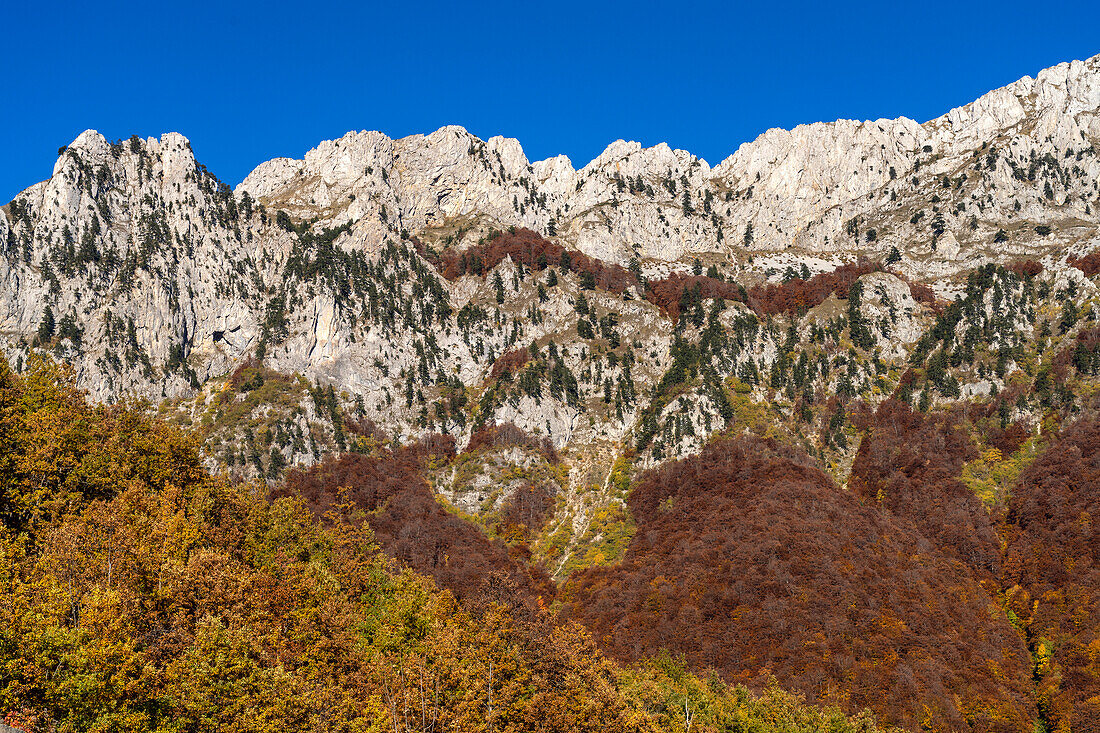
[
  {"left": 562, "top": 435, "right": 1034, "bottom": 732},
  {"left": 4, "top": 52, "right": 1100, "bottom": 731}
]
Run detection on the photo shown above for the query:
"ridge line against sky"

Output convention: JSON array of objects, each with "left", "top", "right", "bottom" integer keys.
[{"left": 3, "top": 0, "right": 1100, "bottom": 202}]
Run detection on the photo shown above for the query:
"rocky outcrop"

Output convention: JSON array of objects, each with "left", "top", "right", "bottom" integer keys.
[
  {"left": 0, "top": 52, "right": 1098, "bottom": 475},
  {"left": 232, "top": 53, "right": 1100, "bottom": 274}
]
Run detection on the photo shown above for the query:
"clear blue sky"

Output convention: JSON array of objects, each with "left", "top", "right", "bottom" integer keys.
[{"left": 4, "top": 0, "right": 1099, "bottom": 202}]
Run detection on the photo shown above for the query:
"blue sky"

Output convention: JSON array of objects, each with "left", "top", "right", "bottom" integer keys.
[{"left": 3, "top": 0, "right": 1099, "bottom": 202}]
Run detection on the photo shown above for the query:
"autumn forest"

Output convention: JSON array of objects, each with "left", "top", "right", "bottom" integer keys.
[{"left": 6, "top": 68, "right": 1100, "bottom": 731}]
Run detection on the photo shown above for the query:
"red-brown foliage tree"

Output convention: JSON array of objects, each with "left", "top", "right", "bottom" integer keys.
[
  {"left": 1002, "top": 414, "right": 1100, "bottom": 731},
  {"left": 489, "top": 348, "right": 532, "bottom": 379},
  {"left": 279, "top": 439, "right": 555, "bottom": 603},
  {"left": 464, "top": 421, "right": 559, "bottom": 464},
  {"left": 988, "top": 419, "right": 1030, "bottom": 457},
  {"left": 906, "top": 280, "right": 939, "bottom": 307},
  {"left": 745, "top": 261, "right": 883, "bottom": 314},
  {"left": 420, "top": 229, "right": 939, "bottom": 321},
  {"left": 849, "top": 399, "right": 1001, "bottom": 574},
  {"left": 1069, "top": 251, "right": 1100, "bottom": 277},
  {"left": 643, "top": 273, "right": 747, "bottom": 318},
  {"left": 561, "top": 435, "right": 1033, "bottom": 732},
  {"left": 498, "top": 481, "right": 555, "bottom": 542},
  {"left": 642, "top": 261, "right": 938, "bottom": 320},
  {"left": 1005, "top": 259, "right": 1044, "bottom": 280},
  {"left": 344, "top": 416, "right": 389, "bottom": 442},
  {"left": 424, "top": 228, "right": 640, "bottom": 293}
]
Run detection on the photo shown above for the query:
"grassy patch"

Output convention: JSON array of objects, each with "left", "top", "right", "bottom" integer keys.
[
  {"left": 556, "top": 504, "right": 637, "bottom": 576},
  {"left": 961, "top": 439, "right": 1041, "bottom": 508}
]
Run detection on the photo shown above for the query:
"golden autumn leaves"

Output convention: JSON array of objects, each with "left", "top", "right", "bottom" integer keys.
[{"left": 0, "top": 356, "right": 890, "bottom": 733}]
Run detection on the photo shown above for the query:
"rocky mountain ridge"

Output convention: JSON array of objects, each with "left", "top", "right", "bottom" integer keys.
[
  {"left": 2, "top": 52, "right": 1100, "bottom": 580},
  {"left": 1, "top": 56, "right": 1094, "bottom": 384},
  {"left": 7, "top": 52, "right": 1100, "bottom": 733}
]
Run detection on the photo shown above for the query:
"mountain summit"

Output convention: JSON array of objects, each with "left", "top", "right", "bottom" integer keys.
[{"left": 5, "top": 51, "right": 1100, "bottom": 732}]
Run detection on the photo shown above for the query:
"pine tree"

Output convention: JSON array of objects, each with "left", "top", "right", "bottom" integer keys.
[{"left": 36, "top": 306, "right": 56, "bottom": 345}]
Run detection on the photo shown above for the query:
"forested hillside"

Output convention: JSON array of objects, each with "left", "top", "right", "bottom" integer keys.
[
  {"left": 5, "top": 52, "right": 1100, "bottom": 732},
  {"left": 0, "top": 357, "right": 894, "bottom": 732},
  {"left": 562, "top": 435, "right": 1033, "bottom": 732}
]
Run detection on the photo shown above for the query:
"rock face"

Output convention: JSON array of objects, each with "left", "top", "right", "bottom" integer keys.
[
  {"left": 1, "top": 131, "right": 268, "bottom": 401},
  {"left": 9, "top": 59, "right": 1100, "bottom": 728},
  {"left": 1, "top": 52, "right": 1099, "bottom": 475},
  {"left": 230, "top": 53, "right": 1100, "bottom": 273}
]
